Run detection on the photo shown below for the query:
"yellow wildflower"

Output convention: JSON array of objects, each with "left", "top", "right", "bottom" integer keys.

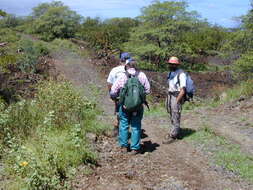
[{"left": 20, "top": 161, "right": 28, "bottom": 167}]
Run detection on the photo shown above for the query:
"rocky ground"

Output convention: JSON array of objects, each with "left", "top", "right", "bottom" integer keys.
[{"left": 53, "top": 50, "right": 253, "bottom": 190}]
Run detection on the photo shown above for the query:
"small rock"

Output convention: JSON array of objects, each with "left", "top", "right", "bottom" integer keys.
[
  {"left": 124, "top": 171, "right": 135, "bottom": 180},
  {"left": 238, "top": 96, "right": 246, "bottom": 102},
  {"left": 86, "top": 133, "right": 97, "bottom": 142},
  {"left": 220, "top": 92, "right": 227, "bottom": 101}
]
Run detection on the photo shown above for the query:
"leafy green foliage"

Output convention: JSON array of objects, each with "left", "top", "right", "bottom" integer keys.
[
  {"left": 124, "top": 1, "right": 200, "bottom": 67},
  {"left": 1, "top": 81, "right": 94, "bottom": 138},
  {"left": 0, "top": 14, "right": 21, "bottom": 28},
  {"left": 220, "top": 1, "right": 253, "bottom": 56},
  {"left": 31, "top": 1, "right": 81, "bottom": 41},
  {"left": 184, "top": 25, "right": 228, "bottom": 56},
  {"left": 0, "top": 81, "right": 103, "bottom": 189},
  {"left": 0, "top": 28, "right": 20, "bottom": 44},
  {"left": 32, "top": 1, "right": 64, "bottom": 18},
  {"left": 0, "top": 28, "right": 49, "bottom": 74},
  {"left": 17, "top": 39, "right": 49, "bottom": 73},
  {"left": 232, "top": 51, "right": 253, "bottom": 80},
  {"left": 0, "top": 9, "right": 7, "bottom": 17},
  {"left": 221, "top": 30, "right": 253, "bottom": 56},
  {"left": 77, "top": 17, "right": 138, "bottom": 55},
  {"left": 0, "top": 29, "right": 20, "bottom": 72},
  {"left": 241, "top": 1, "right": 253, "bottom": 32}
]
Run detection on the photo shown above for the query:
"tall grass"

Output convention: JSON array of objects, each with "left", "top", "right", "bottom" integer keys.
[{"left": 223, "top": 79, "right": 253, "bottom": 102}]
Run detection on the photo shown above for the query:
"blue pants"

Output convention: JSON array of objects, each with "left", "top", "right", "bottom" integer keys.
[{"left": 118, "top": 105, "right": 143, "bottom": 150}]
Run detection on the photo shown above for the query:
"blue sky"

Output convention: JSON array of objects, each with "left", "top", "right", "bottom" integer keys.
[{"left": 0, "top": 0, "right": 251, "bottom": 27}]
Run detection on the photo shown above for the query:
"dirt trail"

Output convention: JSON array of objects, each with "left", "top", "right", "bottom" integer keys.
[{"left": 53, "top": 52, "right": 253, "bottom": 190}]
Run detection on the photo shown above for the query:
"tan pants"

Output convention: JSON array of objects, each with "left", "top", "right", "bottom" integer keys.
[{"left": 166, "top": 93, "right": 182, "bottom": 138}]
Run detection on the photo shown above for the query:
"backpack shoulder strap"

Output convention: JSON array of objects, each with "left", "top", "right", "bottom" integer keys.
[
  {"left": 125, "top": 70, "right": 131, "bottom": 79},
  {"left": 125, "top": 70, "right": 140, "bottom": 79},
  {"left": 134, "top": 71, "right": 140, "bottom": 78},
  {"left": 168, "top": 72, "right": 171, "bottom": 79},
  {"left": 176, "top": 69, "right": 185, "bottom": 86}
]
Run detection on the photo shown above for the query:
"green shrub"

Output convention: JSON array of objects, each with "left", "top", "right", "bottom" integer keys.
[
  {"left": 0, "top": 81, "right": 103, "bottom": 189},
  {"left": 16, "top": 39, "right": 49, "bottom": 73},
  {"left": 1, "top": 81, "right": 94, "bottom": 138},
  {"left": 48, "top": 39, "right": 79, "bottom": 55},
  {"left": 232, "top": 51, "right": 253, "bottom": 80},
  {"left": 0, "top": 54, "right": 17, "bottom": 73},
  {"left": 0, "top": 14, "right": 20, "bottom": 28},
  {"left": 17, "top": 39, "right": 40, "bottom": 72},
  {"left": 224, "top": 79, "right": 253, "bottom": 102},
  {"left": 0, "top": 28, "right": 20, "bottom": 43},
  {"left": 31, "top": 2, "right": 81, "bottom": 41},
  {"left": 35, "top": 81, "right": 95, "bottom": 127},
  {"left": 4, "top": 126, "right": 96, "bottom": 190}
]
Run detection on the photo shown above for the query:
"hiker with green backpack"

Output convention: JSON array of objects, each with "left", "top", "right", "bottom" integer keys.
[
  {"left": 163, "top": 56, "right": 195, "bottom": 144},
  {"left": 110, "top": 59, "right": 150, "bottom": 154},
  {"left": 107, "top": 52, "right": 132, "bottom": 136}
]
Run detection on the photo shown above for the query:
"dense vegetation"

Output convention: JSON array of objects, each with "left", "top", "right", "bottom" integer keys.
[
  {"left": 0, "top": 80, "right": 106, "bottom": 189},
  {"left": 0, "top": 0, "right": 253, "bottom": 189},
  {"left": 1, "top": 0, "right": 252, "bottom": 75},
  {"left": 0, "top": 26, "right": 106, "bottom": 189}
]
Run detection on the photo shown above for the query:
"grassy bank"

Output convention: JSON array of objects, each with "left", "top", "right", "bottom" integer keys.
[
  {"left": 0, "top": 81, "right": 107, "bottom": 189},
  {"left": 186, "top": 125, "right": 253, "bottom": 183}
]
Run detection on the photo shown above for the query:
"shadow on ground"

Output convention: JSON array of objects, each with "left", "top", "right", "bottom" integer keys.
[
  {"left": 141, "top": 129, "right": 148, "bottom": 139},
  {"left": 178, "top": 128, "right": 196, "bottom": 140},
  {"left": 141, "top": 140, "right": 160, "bottom": 154}
]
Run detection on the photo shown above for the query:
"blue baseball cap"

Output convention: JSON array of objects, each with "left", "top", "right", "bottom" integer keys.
[{"left": 120, "top": 52, "right": 131, "bottom": 62}]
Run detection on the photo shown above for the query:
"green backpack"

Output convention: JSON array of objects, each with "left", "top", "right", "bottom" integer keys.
[{"left": 119, "top": 72, "right": 146, "bottom": 112}]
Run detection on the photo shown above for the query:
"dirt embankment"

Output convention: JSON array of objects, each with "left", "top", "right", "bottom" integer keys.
[
  {"left": 88, "top": 56, "right": 233, "bottom": 102},
  {"left": 145, "top": 70, "right": 233, "bottom": 100},
  {"left": 0, "top": 57, "right": 56, "bottom": 103}
]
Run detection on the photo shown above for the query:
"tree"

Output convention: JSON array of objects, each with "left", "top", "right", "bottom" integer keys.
[
  {"left": 184, "top": 24, "right": 228, "bottom": 56},
  {"left": 0, "top": 14, "right": 20, "bottom": 28},
  {"left": 103, "top": 18, "right": 139, "bottom": 49},
  {"left": 32, "top": 1, "right": 64, "bottom": 18},
  {"left": 77, "top": 17, "right": 138, "bottom": 55},
  {"left": 220, "top": 0, "right": 253, "bottom": 55},
  {"left": 232, "top": 51, "right": 253, "bottom": 80},
  {"left": 123, "top": 0, "right": 200, "bottom": 67},
  {"left": 105, "top": 17, "right": 139, "bottom": 30},
  {"left": 0, "top": 9, "right": 7, "bottom": 17},
  {"left": 32, "top": 1, "right": 81, "bottom": 41}
]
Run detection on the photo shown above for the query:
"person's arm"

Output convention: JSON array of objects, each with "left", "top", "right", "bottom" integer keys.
[
  {"left": 110, "top": 75, "right": 126, "bottom": 99},
  {"left": 107, "top": 83, "right": 112, "bottom": 92},
  {"left": 176, "top": 72, "right": 186, "bottom": 103},
  {"left": 107, "top": 69, "right": 114, "bottom": 92},
  {"left": 176, "top": 88, "right": 185, "bottom": 104},
  {"left": 139, "top": 72, "right": 151, "bottom": 94}
]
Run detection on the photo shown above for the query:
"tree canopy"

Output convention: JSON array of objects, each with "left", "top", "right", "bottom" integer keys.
[
  {"left": 0, "top": 9, "right": 7, "bottom": 17},
  {"left": 124, "top": 1, "right": 202, "bottom": 66},
  {"left": 31, "top": 1, "right": 81, "bottom": 41}
]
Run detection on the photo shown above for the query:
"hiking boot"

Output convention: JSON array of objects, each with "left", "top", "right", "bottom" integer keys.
[
  {"left": 162, "top": 134, "right": 176, "bottom": 144},
  {"left": 129, "top": 149, "right": 141, "bottom": 155},
  {"left": 118, "top": 146, "right": 128, "bottom": 154}
]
